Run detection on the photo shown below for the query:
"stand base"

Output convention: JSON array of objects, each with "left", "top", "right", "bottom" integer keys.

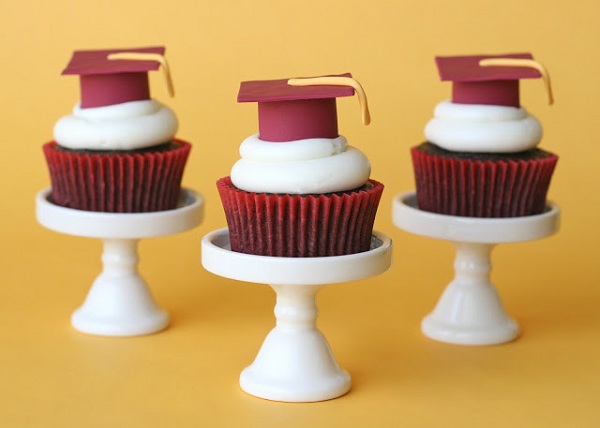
[
  {"left": 240, "top": 329, "right": 350, "bottom": 402},
  {"left": 71, "top": 274, "right": 169, "bottom": 336},
  {"left": 72, "top": 310, "right": 169, "bottom": 337},
  {"left": 421, "top": 271, "right": 521, "bottom": 346},
  {"left": 422, "top": 314, "right": 519, "bottom": 346}
]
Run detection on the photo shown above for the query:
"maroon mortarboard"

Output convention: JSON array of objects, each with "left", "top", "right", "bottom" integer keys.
[
  {"left": 62, "top": 46, "right": 173, "bottom": 108},
  {"left": 238, "top": 73, "right": 370, "bottom": 142},
  {"left": 435, "top": 53, "right": 551, "bottom": 107}
]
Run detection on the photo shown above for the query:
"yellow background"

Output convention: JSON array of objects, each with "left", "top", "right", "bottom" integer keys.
[{"left": 1, "top": 0, "right": 599, "bottom": 426}]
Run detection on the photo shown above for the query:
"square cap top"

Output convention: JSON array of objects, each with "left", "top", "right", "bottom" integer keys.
[
  {"left": 436, "top": 53, "right": 541, "bottom": 82},
  {"left": 62, "top": 46, "right": 166, "bottom": 76},
  {"left": 62, "top": 46, "right": 169, "bottom": 108},
  {"left": 435, "top": 53, "right": 544, "bottom": 107},
  {"left": 237, "top": 73, "right": 355, "bottom": 103}
]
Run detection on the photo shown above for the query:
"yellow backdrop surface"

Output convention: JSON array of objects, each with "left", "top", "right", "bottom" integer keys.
[{"left": 1, "top": 0, "right": 598, "bottom": 427}]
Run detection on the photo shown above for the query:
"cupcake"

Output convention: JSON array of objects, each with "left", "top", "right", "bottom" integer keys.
[
  {"left": 218, "top": 74, "right": 384, "bottom": 257},
  {"left": 43, "top": 46, "right": 191, "bottom": 213},
  {"left": 412, "top": 53, "right": 558, "bottom": 218}
]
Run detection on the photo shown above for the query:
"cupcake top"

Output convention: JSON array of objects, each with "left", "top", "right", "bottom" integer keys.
[
  {"left": 424, "top": 53, "right": 553, "bottom": 153},
  {"left": 53, "top": 46, "right": 178, "bottom": 150},
  {"left": 231, "top": 74, "right": 372, "bottom": 194}
]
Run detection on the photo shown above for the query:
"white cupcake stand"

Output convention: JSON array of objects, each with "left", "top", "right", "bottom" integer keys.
[
  {"left": 202, "top": 229, "right": 392, "bottom": 402},
  {"left": 36, "top": 188, "right": 203, "bottom": 337},
  {"left": 393, "top": 192, "right": 559, "bottom": 346}
]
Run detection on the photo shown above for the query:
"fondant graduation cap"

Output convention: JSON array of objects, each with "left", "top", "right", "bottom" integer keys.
[
  {"left": 238, "top": 73, "right": 370, "bottom": 142},
  {"left": 62, "top": 46, "right": 173, "bottom": 108},
  {"left": 435, "top": 53, "right": 553, "bottom": 107}
]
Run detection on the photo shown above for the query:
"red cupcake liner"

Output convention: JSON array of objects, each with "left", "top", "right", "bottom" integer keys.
[
  {"left": 411, "top": 146, "right": 558, "bottom": 217},
  {"left": 43, "top": 139, "right": 191, "bottom": 212},
  {"left": 217, "top": 177, "right": 384, "bottom": 257}
]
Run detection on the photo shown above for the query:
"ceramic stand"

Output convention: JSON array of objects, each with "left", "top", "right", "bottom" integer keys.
[
  {"left": 393, "top": 192, "right": 559, "bottom": 346},
  {"left": 201, "top": 229, "right": 393, "bottom": 402},
  {"left": 36, "top": 188, "right": 203, "bottom": 337}
]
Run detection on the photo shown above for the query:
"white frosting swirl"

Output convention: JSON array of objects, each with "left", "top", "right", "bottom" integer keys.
[
  {"left": 424, "top": 100, "right": 543, "bottom": 153},
  {"left": 231, "top": 134, "right": 371, "bottom": 194},
  {"left": 53, "top": 99, "right": 178, "bottom": 150}
]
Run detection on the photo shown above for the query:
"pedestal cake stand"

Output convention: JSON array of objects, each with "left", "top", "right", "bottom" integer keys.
[
  {"left": 36, "top": 188, "right": 203, "bottom": 337},
  {"left": 393, "top": 192, "right": 560, "bottom": 346},
  {"left": 201, "top": 228, "right": 393, "bottom": 402}
]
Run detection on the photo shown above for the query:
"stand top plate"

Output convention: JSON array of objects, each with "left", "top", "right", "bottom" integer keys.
[
  {"left": 393, "top": 192, "right": 560, "bottom": 244},
  {"left": 202, "top": 229, "right": 393, "bottom": 285},
  {"left": 36, "top": 188, "right": 203, "bottom": 239}
]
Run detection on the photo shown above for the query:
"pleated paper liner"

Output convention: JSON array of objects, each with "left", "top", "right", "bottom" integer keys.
[
  {"left": 217, "top": 176, "right": 384, "bottom": 257},
  {"left": 411, "top": 146, "right": 558, "bottom": 217},
  {"left": 43, "top": 139, "right": 191, "bottom": 213}
]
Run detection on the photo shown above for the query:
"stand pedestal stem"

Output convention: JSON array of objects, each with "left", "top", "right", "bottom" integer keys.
[
  {"left": 421, "top": 242, "right": 519, "bottom": 345},
  {"left": 273, "top": 284, "right": 319, "bottom": 330},
  {"left": 240, "top": 284, "right": 350, "bottom": 402},
  {"left": 71, "top": 238, "right": 168, "bottom": 336},
  {"left": 103, "top": 238, "right": 139, "bottom": 276},
  {"left": 454, "top": 242, "right": 493, "bottom": 287}
]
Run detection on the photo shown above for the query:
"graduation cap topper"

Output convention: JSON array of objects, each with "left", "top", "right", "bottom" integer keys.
[
  {"left": 237, "top": 73, "right": 370, "bottom": 142},
  {"left": 435, "top": 53, "right": 553, "bottom": 107},
  {"left": 61, "top": 46, "right": 174, "bottom": 108}
]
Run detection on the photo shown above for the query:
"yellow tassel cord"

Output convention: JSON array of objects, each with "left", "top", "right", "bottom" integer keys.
[
  {"left": 107, "top": 52, "right": 175, "bottom": 97},
  {"left": 287, "top": 76, "right": 371, "bottom": 125},
  {"left": 479, "top": 58, "right": 553, "bottom": 105}
]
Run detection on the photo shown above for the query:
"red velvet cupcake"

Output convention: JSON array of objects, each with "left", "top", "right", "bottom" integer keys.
[
  {"left": 412, "top": 53, "right": 558, "bottom": 218},
  {"left": 411, "top": 143, "right": 557, "bottom": 217},
  {"left": 218, "top": 74, "right": 383, "bottom": 257},
  {"left": 43, "top": 140, "right": 190, "bottom": 213},
  {"left": 218, "top": 177, "right": 383, "bottom": 257},
  {"left": 43, "top": 46, "right": 191, "bottom": 213}
]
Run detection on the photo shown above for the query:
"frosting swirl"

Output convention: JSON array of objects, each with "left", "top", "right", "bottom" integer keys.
[
  {"left": 231, "top": 134, "right": 371, "bottom": 194},
  {"left": 53, "top": 99, "right": 178, "bottom": 150},
  {"left": 424, "top": 100, "right": 543, "bottom": 153}
]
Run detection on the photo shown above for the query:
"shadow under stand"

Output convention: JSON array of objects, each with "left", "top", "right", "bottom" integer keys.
[
  {"left": 36, "top": 188, "right": 203, "bottom": 337},
  {"left": 202, "top": 229, "right": 393, "bottom": 402},
  {"left": 393, "top": 192, "right": 559, "bottom": 346}
]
